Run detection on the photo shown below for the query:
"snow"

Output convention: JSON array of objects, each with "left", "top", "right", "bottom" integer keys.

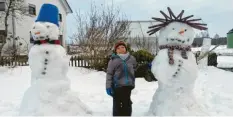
[
  {"left": 0, "top": 66, "right": 233, "bottom": 115},
  {"left": 192, "top": 45, "right": 227, "bottom": 53},
  {"left": 217, "top": 56, "right": 233, "bottom": 68},
  {"left": 0, "top": 66, "right": 156, "bottom": 116},
  {"left": 195, "top": 67, "right": 233, "bottom": 115},
  {"left": 215, "top": 48, "right": 233, "bottom": 56}
]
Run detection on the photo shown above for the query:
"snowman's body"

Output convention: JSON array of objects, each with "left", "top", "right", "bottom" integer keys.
[
  {"left": 19, "top": 4, "right": 91, "bottom": 115},
  {"left": 29, "top": 44, "right": 69, "bottom": 84},
  {"left": 148, "top": 22, "right": 207, "bottom": 115}
]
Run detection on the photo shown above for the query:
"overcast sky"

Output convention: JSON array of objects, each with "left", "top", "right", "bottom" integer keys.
[{"left": 66, "top": 0, "right": 233, "bottom": 40}]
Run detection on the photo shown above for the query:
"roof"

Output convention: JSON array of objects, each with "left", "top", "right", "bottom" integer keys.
[
  {"left": 227, "top": 28, "right": 233, "bottom": 34},
  {"left": 127, "top": 20, "right": 158, "bottom": 37},
  {"left": 60, "top": 0, "right": 73, "bottom": 14}
]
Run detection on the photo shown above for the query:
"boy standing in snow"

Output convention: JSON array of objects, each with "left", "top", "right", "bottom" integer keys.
[{"left": 106, "top": 41, "right": 137, "bottom": 116}]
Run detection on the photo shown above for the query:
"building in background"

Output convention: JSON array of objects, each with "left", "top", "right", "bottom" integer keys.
[{"left": 124, "top": 20, "right": 158, "bottom": 54}]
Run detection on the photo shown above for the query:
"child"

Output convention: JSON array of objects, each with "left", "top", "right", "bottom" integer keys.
[{"left": 106, "top": 41, "right": 137, "bottom": 116}]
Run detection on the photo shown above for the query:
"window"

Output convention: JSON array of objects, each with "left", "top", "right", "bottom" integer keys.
[
  {"left": 29, "top": 4, "right": 36, "bottom": 15},
  {"left": 59, "top": 35, "right": 63, "bottom": 46},
  {"left": 59, "top": 13, "right": 62, "bottom": 22},
  {"left": 0, "top": 2, "right": 5, "bottom": 11}
]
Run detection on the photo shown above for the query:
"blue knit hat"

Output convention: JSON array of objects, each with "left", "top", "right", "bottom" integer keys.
[{"left": 36, "top": 3, "right": 59, "bottom": 26}]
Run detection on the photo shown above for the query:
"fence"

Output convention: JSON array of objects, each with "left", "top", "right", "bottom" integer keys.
[
  {"left": 0, "top": 56, "right": 29, "bottom": 66},
  {"left": 0, "top": 55, "right": 108, "bottom": 68}
]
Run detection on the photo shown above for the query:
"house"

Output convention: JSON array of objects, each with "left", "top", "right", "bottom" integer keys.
[
  {"left": 0, "top": 0, "right": 72, "bottom": 55},
  {"left": 123, "top": 20, "right": 159, "bottom": 54}
]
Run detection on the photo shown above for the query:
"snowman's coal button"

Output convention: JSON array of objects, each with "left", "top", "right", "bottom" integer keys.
[
  {"left": 44, "top": 67, "right": 47, "bottom": 70},
  {"left": 44, "top": 62, "right": 48, "bottom": 65},
  {"left": 177, "top": 68, "right": 180, "bottom": 71},
  {"left": 45, "top": 59, "right": 48, "bottom": 62},
  {"left": 45, "top": 51, "right": 49, "bottom": 54},
  {"left": 175, "top": 72, "right": 178, "bottom": 74},
  {"left": 173, "top": 75, "right": 176, "bottom": 77},
  {"left": 178, "top": 64, "right": 181, "bottom": 67},
  {"left": 42, "top": 72, "right": 46, "bottom": 75}
]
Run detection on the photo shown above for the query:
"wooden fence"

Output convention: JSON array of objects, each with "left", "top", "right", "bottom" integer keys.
[
  {"left": 0, "top": 56, "right": 29, "bottom": 66},
  {"left": 69, "top": 56, "right": 108, "bottom": 68},
  {"left": 0, "top": 55, "right": 108, "bottom": 68}
]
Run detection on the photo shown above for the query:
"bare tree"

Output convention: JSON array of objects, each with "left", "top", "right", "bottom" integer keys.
[
  {"left": 0, "top": 0, "right": 28, "bottom": 42},
  {"left": 0, "top": 0, "right": 28, "bottom": 67},
  {"left": 71, "top": 2, "right": 130, "bottom": 69}
]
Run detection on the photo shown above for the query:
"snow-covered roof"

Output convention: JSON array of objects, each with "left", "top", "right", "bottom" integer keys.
[
  {"left": 127, "top": 21, "right": 158, "bottom": 37},
  {"left": 60, "top": 0, "right": 73, "bottom": 14}
]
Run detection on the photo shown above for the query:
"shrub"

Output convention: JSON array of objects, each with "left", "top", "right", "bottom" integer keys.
[
  {"left": 132, "top": 49, "right": 154, "bottom": 63},
  {"left": 132, "top": 49, "right": 157, "bottom": 82},
  {"left": 208, "top": 52, "right": 217, "bottom": 66}
]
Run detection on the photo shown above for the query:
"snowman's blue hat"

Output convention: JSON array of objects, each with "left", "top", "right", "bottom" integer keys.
[{"left": 36, "top": 3, "right": 59, "bottom": 27}]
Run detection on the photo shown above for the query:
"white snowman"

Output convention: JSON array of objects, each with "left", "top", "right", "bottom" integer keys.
[
  {"left": 19, "top": 4, "right": 92, "bottom": 116},
  {"left": 147, "top": 7, "right": 208, "bottom": 116}
]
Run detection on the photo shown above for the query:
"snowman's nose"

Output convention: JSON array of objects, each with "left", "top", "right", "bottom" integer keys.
[
  {"left": 35, "top": 32, "right": 40, "bottom": 35},
  {"left": 179, "top": 29, "right": 185, "bottom": 35}
]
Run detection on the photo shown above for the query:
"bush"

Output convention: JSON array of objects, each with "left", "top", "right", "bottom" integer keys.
[
  {"left": 85, "top": 56, "right": 110, "bottom": 71},
  {"left": 132, "top": 49, "right": 154, "bottom": 63},
  {"left": 132, "top": 49, "right": 157, "bottom": 82},
  {"left": 208, "top": 52, "right": 217, "bottom": 66}
]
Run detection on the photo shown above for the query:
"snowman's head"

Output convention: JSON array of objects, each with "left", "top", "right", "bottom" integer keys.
[
  {"left": 31, "top": 22, "right": 59, "bottom": 41},
  {"left": 147, "top": 7, "right": 208, "bottom": 46},
  {"left": 159, "top": 22, "right": 195, "bottom": 46}
]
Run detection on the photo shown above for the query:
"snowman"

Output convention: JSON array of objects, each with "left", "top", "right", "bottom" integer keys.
[
  {"left": 147, "top": 7, "right": 208, "bottom": 116},
  {"left": 19, "top": 4, "right": 91, "bottom": 116}
]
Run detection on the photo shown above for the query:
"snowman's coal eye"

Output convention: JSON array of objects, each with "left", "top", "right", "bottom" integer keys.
[
  {"left": 185, "top": 29, "right": 187, "bottom": 31},
  {"left": 172, "top": 28, "right": 175, "bottom": 30},
  {"left": 46, "top": 26, "right": 50, "bottom": 28}
]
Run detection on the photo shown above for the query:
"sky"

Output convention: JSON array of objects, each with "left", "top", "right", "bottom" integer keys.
[{"left": 66, "top": 0, "right": 233, "bottom": 41}]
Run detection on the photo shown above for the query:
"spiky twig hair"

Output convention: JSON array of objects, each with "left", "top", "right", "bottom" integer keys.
[{"left": 147, "top": 7, "right": 208, "bottom": 35}]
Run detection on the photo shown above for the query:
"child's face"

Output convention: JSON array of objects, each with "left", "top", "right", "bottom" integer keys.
[{"left": 116, "top": 45, "right": 127, "bottom": 54}]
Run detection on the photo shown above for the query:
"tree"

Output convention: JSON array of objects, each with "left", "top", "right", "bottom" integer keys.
[
  {"left": 214, "top": 33, "right": 220, "bottom": 39},
  {"left": 71, "top": 2, "right": 130, "bottom": 70},
  {"left": 0, "top": 0, "right": 28, "bottom": 66},
  {"left": 0, "top": 0, "right": 28, "bottom": 42}
]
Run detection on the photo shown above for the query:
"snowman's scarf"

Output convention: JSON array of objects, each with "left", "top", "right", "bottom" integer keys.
[
  {"left": 159, "top": 45, "right": 191, "bottom": 65},
  {"left": 33, "top": 39, "right": 60, "bottom": 45}
]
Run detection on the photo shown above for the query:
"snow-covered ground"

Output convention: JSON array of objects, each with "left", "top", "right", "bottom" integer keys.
[{"left": 0, "top": 66, "right": 233, "bottom": 116}]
